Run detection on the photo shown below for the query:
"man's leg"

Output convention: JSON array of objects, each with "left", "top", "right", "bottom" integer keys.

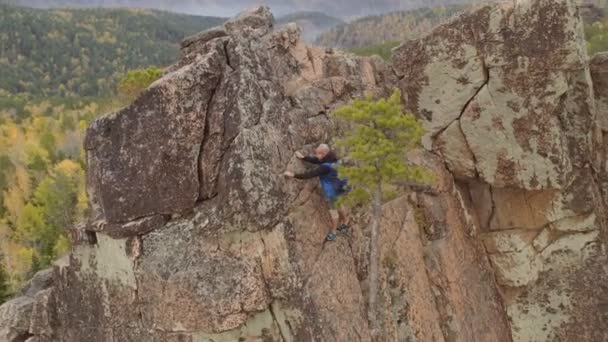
[
  {"left": 326, "top": 198, "right": 339, "bottom": 241},
  {"left": 329, "top": 209, "right": 340, "bottom": 232},
  {"left": 336, "top": 204, "right": 350, "bottom": 234},
  {"left": 338, "top": 205, "right": 349, "bottom": 226}
]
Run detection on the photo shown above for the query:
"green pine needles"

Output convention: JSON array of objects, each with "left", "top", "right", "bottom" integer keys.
[
  {"left": 333, "top": 89, "right": 432, "bottom": 336},
  {"left": 334, "top": 89, "right": 432, "bottom": 207}
]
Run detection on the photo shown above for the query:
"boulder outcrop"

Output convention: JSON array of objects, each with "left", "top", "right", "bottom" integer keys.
[
  {"left": 1, "top": 1, "right": 607, "bottom": 341},
  {"left": 395, "top": 0, "right": 608, "bottom": 341}
]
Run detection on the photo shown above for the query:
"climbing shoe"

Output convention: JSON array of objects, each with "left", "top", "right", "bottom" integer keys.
[
  {"left": 337, "top": 224, "right": 350, "bottom": 234},
  {"left": 326, "top": 232, "right": 337, "bottom": 241}
]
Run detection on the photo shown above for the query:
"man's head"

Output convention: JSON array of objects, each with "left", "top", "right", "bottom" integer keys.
[{"left": 314, "top": 144, "right": 331, "bottom": 160}]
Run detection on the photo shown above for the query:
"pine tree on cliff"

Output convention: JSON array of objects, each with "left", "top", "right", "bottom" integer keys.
[
  {"left": 0, "top": 254, "right": 11, "bottom": 305},
  {"left": 334, "top": 89, "right": 431, "bottom": 336}
]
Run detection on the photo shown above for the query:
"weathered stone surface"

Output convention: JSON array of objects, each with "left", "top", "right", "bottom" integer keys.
[
  {"left": 393, "top": 19, "right": 487, "bottom": 148},
  {"left": 28, "top": 289, "right": 56, "bottom": 340},
  {"left": 532, "top": 228, "right": 552, "bottom": 252},
  {"left": 0, "top": 268, "right": 59, "bottom": 342},
  {"left": 224, "top": 6, "right": 274, "bottom": 36},
  {"left": 102, "top": 214, "right": 168, "bottom": 238},
  {"left": 551, "top": 213, "right": 598, "bottom": 232},
  {"left": 50, "top": 235, "right": 144, "bottom": 340},
  {"left": 434, "top": 120, "right": 477, "bottom": 180},
  {"left": 396, "top": 0, "right": 591, "bottom": 191},
  {"left": 137, "top": 225, "right": 270, "bottom": 333},
  {"left": 181, "top": 27, "right": 227, "bottom": 51},
  {"left": 487, "top": 188, "right": 558, "bottom": 231},
  {"left": 84, "top": 40, "right": 226, "bottom": 225},
  {"left": 282, "top": 189, "right": 371, "bottom": 340},
  {"left": 413, "top": 154, "right": 512, "bottom": 342},
  {"left": 21, "top": 269, "right": 53, "bottom": 298},
  {"left": 507, "top": 230, "right": 604, "bottom": 342},
  {"left": 396, "top": 0, "right": 607, "bottom": 340},
  {"left": 0, "top": 296, "right": 34, "bottom": 342},
  {"left": 482, "top": 230, "right": 539, "bottom": 254},
  {"left": 188, "top": 309, "right": 284, "bottom": 341},
  {"left": 489, "top": 245, "right": 542, "bottom": 287}
]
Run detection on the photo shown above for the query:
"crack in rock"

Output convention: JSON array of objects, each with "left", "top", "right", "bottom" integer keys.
[{"left": 197, "top": 69, "right": 224, "bottom": 202}]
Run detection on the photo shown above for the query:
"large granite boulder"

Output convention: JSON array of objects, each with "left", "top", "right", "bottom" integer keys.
[
  {"left": 84, "top": 42, "right": 226, "bottom": 228},
  {"left": 394, "top": 0, "right": 608, "bottom": 341},
  {"left": 0, "top": 269, "right": 56, "bottom": 342},
  {"left": 395, "top": 0, "right": 591, "bottom": 192},
  {"left": 0, "top": 296, "right": 34, "bottom": 342}
]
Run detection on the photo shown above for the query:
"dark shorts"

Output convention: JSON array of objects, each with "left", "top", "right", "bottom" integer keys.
[{"left": 325, "top": 187, "right": 349, "bottom": 209}]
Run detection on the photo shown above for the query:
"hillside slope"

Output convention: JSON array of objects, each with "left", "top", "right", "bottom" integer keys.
[
  {"left": 0, "top": 5, "right": 224, "bottom": 97},
  {"left": 315, "top": 5, "right": 473, "bottom": 48},
  {"left": 320, "top": 2, "right": 608, "bottom": 54},
  {"left": 584, "top": 3, "right": 608, "bottom": 54}
]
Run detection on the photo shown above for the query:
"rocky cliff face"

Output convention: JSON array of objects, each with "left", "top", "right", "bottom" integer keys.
[
  {"left": 1, "top": 1, "right": 607, "bottom": 341},
  {"left": 394, "top": 1, "right": 608, "bottom": 340}
]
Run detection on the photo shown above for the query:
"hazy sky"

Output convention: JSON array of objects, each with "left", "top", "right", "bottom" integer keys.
[{"left": 7, "top": 0, "right": 480, "bottom": 18}]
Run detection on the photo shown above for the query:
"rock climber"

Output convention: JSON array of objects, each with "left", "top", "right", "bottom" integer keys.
[{"left": 283, "top": 144, "right": 350, "bottom": 241}]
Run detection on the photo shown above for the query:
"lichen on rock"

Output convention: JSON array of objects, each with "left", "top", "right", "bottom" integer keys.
[{"left": 395, "top": 0, "right": 608, "bottom": 340}]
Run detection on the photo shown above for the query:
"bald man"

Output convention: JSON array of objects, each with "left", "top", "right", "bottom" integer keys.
[{"left": 284, "top": 144, "right": 350, "bottom": 241}]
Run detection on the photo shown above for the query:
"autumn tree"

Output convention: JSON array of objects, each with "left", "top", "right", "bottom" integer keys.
[
  {"left": 586, "top": 19, "right": 608, "bottom": 55},
  {"left": 0, "top": 101, "right": 93, "bottom": 283},
  {"left": 21, "top": 160, "right": 82, "bottom": 270},
  {"left": 0, "top": 254, "right": 11, "bottom": 305},
  {"left": 117, "top": 66, "right": 164, "bottom": 101},
  {"left": 333, "top": 89, "right": 431, "bottom": 337}
]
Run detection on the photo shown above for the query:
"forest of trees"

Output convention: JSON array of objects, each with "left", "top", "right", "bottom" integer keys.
[
  {"left": 316, "top": 5, "right": 470, "bottom": 48},
  {"left": 0, "top": 2, "right": 209, "bottom": 298},
  {"left": 0, "top": 98, "right": 92, "bottom": 288},
  {"left": 0, "top": 254, "right": 10, "bottom": 305},
  {"left": 586, "top": 13, "right": 608, "bottom": 55},
  {"left": 0, "top": 5, "right": 223, "bottom": 97},
  {"left": 0, "top": 64, "right": 161, "bottom": 293},
  {"left": 342, "top": 3, "right": 608, "bottom": 60}
]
